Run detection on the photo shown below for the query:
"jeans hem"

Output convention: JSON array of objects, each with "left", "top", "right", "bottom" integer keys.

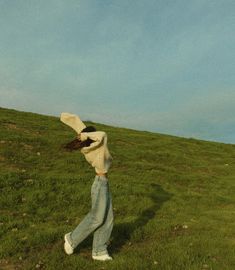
[
  {"left": 92, "top": 249, "right": 108, "bottom": 256},
  {"left": 67, "top": 232, "right": 76, "bottom": 249}
]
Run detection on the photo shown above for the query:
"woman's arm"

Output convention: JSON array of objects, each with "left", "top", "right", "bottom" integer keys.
[{"left": 80, "top": 131, "right": 106, "bottom": 153}]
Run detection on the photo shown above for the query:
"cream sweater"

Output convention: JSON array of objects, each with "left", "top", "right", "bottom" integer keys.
[{"left": 80, "top": 131, "right": 113, "bottom": 174}]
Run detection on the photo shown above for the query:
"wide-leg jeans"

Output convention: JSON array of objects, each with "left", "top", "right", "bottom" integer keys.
[{"left": 67, "top": 175, "right": 114, "bottom": 256}]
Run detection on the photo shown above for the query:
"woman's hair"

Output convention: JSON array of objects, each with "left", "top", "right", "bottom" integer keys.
[
  {"left": 81, "top": 126, "right": 96, "bottom": 133},
  {"left": 63, "top": 125, "right": 96, "bottom": 152}
]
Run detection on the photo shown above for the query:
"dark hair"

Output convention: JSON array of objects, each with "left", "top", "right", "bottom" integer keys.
[
  {"left": 81, "top": 126, "right": 96, "bottom": 133},
  {"left": 63, "top": 125, "right": 96, "bottom": 152}
]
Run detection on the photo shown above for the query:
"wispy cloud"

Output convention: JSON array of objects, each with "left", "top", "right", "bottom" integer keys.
[{"left": 0, "top": 0, "right": 234, "bottom": 143}]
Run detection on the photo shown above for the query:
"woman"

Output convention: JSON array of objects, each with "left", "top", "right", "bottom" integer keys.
[{"left": 60, "top": 113, "right": 114, "bottom": 261}]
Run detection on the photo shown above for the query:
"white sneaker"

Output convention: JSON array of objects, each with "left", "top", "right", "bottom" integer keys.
[
  {"left": 64, "top": 232, "right": 74, "bottom": 255},
  {"left": 92, "top": 254, "right": 113, "bottom": 261}
]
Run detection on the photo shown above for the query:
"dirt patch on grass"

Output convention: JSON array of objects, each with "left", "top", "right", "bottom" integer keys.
[
  {"left": 19, "top": 142, "right": 34, "bottom": 150},
  {"left": 0, "top": 259, "right": 22, "bottom": 270},
  {"left": 0, "top": 155, "right": 5, "bottom": 161},
  {"left": 4, "top": 123, "right": 19, "bottom": 130},
  {"left": 2, "top": 123, "right": 40, "bottom": 136}
]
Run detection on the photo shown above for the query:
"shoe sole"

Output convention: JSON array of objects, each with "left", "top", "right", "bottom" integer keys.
[{"left": 92, "top": 256, "right": 113, "bottom": 261}]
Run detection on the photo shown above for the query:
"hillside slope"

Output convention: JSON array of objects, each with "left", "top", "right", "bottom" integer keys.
[{"left": 0, "top": 107, "right": 235, "bottom": 270}]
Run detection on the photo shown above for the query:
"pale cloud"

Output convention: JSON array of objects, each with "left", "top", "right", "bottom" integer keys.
[
  {"left": 134, "top": 89, "right": 235, "bottom": 142},
  {"left": 0, "top": 0, "right": 234, "bottom": 143}
]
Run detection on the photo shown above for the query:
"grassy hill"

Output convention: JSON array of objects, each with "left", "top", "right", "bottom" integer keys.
[{"left": 0, "top": 107, "right": 235, "bottom": 270}]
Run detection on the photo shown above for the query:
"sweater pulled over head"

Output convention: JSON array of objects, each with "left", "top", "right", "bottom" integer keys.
[{"left": 60, "top": 112, "right": 112, "bottom": 174}]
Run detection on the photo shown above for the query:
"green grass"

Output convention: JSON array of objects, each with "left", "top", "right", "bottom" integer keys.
[{"left": 0, "top": 106, "right": 235, "bottom": 270}]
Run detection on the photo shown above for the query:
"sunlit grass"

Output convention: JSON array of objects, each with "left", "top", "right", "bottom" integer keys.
[{"left": 0, "top": 107, "right": 235, "bottom": 269}]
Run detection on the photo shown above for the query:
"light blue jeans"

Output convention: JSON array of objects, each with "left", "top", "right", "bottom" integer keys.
[{"left": 67, "top": 175, "right": 114, "bottom": 256}]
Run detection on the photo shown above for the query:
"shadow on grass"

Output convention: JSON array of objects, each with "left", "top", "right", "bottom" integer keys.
[
  {"left": 72, "top": 181, "right": 173, "bottom": 256},
  {"left": 110, "top": 182, "right": 173, "bottom": 254}
]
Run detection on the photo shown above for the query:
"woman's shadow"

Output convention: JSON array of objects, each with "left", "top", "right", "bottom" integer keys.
[
  {"left": 74, "top": 180, "right": 173, "bottom": 256},
  {"left": 110, "top": 181, "right": 173, "bottom": 254}
]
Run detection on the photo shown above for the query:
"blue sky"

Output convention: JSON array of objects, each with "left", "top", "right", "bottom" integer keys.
[{"left": 0, "top": 0, "right": 234, "bottom": 143}]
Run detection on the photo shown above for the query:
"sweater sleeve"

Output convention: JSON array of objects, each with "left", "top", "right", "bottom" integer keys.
[{"left": 80, "top": 131, "right": 106, "bottom": 153}]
